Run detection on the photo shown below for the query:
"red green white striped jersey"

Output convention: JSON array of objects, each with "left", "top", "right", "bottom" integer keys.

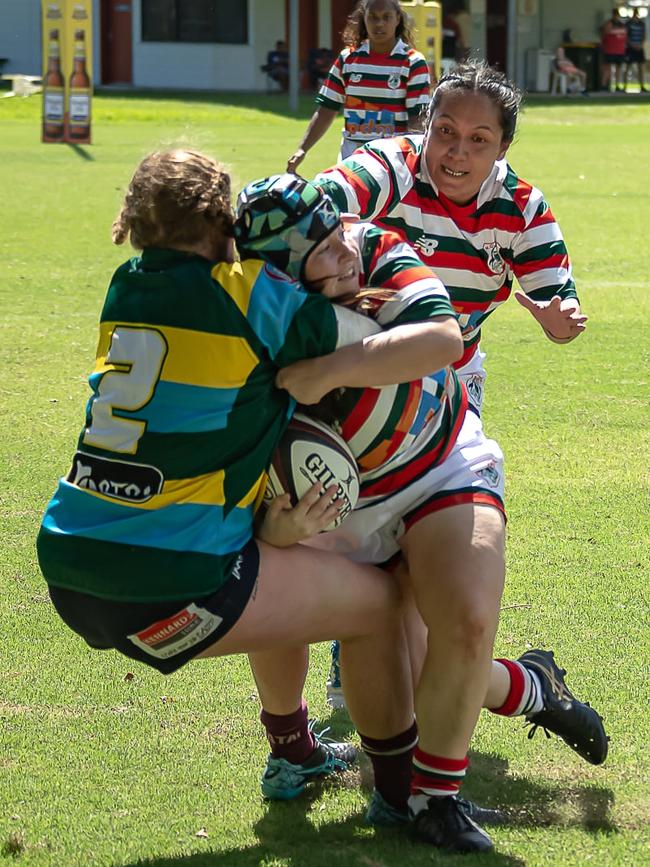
[
  {"left": 316, "top": 39, "right": 430, "bottom": 144},
  {"left": 316, "top": 222, "right": 466, "bottom": 505},
  {"left": 316, "top": 135, "right": 578, "bottom": 367}
]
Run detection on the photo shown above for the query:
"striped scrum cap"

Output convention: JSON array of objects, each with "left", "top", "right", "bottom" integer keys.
[{"left": 234, "top": 174, "right": 340, "bottom": 283}]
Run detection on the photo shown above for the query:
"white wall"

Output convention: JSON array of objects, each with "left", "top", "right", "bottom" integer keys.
[
  {"left": 0, "top": 0, "right": 43, "bottom": 74},
  {"left": 130, "top": 0, "right": 285, "bottom": 91}
]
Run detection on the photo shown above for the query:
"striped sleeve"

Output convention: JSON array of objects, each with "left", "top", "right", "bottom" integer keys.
[
  {"left": 315, "top": 51, "right": 346, "bottom": 111},
  {"left": 511, "top": 198, "right": 578, "bottom": 303},
  {"left": 359, "top": 225, "right": 455, "bottom": 325},
  {"left": 406, "top": 51, "right": 431, "bottom": 115},
  {"left": 316, "top": 138, "right": 413, "bottom": 221}
]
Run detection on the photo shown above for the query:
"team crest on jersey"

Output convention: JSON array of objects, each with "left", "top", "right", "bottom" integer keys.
[
  {"left": 350, "top": 73, "right": 362, "bottom": 83},
  {"left": 475, "top": 461, "right": 500, "bottom": 488},
  {"left": 387, "top": 73, "right": 401, "bottom": 89},
  {"left": 414, "top": 235, "right": 438, "bottom": 257},
  {"left": 483, "top": 241, "right": 505, "bottom": 275}
]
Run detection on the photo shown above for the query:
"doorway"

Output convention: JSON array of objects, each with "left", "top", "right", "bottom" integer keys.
[
  {"left": 486, "top": 0, "right": 507, "bottom": 72},
  {"left": 100, "top": 0, "right": 133, "bottom": 85}
]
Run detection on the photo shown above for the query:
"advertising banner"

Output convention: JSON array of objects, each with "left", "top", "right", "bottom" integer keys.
[{"left": 41, "top": 0, "right": 93, "bottom": 144}]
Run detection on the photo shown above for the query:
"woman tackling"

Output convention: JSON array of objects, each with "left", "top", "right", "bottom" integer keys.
[
  {"left": 34, "top": 148, "right": 476, "bottom": 837},
  {"left": 287, "top": 0, "right": 430, "bottom": 171},
  {"left": 235, "top": 174, "right": 607, "bottom": 855}
]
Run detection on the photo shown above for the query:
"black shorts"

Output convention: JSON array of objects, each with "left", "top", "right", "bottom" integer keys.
[
  {"left": 627, "top": 48, "right": 646, "bottom": 64},
  {"left": 603, "top": 53, "right": 626, "bottom": 65},
  {"left": 48, "top": 540, "right": 260, "bottom": 674}
]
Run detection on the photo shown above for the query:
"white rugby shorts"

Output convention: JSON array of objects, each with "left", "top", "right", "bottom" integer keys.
[{"left": 304, "top": 409, "right": 505, "bottom": 565}]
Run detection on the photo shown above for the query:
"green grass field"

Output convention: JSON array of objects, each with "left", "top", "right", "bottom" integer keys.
[{"left": 1, "top": 91, "right": 649, "bottom": 867}]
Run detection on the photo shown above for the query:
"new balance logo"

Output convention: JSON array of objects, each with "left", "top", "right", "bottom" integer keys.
[{"left": 413, "top": 235, "right": 438, "bottom": 257}]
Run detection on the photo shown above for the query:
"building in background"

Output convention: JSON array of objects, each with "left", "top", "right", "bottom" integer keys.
[{"left": 1, "top": 0, "right": 648, "bottom": 92}]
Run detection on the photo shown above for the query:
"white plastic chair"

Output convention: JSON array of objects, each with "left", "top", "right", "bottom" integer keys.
[{"left": 550, "top": 68, "right": 568, "bottom": 95}]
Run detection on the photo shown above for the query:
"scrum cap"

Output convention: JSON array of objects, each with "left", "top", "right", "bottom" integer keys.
[{"left": 234, "top": 174, "right": 340, "bottom": 282}]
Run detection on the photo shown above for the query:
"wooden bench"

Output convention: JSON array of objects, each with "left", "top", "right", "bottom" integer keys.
[{"left": 1, "top": 74, "right": 43, "bottom": 98}]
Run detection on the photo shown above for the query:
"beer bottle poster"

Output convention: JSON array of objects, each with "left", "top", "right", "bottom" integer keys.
[
  {"left": 64, "top": 0, "right": 93, "bottom": 143},
  {"left": 41, "top": 0, "right": 66, "bottom": 142},
  {"left": 41, "top": 0, "right": 93, "bottom": 144}
]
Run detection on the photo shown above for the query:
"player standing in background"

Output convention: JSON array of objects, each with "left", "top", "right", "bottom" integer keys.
[
  {"left": 35, "top": 149, "right": 466, "bottom": 826},
  {"left": 286, "top": 0, "right": 430, "bottom": 171},
  {"left": 235, "top": 175, "right": 607, "bottom": 854}
]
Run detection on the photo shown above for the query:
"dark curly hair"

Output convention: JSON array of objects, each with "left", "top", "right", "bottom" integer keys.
[
  {"left": 342, "top": 0, "right": 415, "bottom": 49},
  {"left": 112, "top": 149, "right": 234, "bottom": 250},
  {"left": 425, "top": 60, "right": 523, "bottom": 143}
]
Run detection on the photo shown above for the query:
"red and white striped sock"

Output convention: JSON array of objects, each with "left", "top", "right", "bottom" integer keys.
[
  {"left": 410, "top": 748, "right": 468, "bottom": 810},
  {"left": 490, "top": 658, "right": 543, "bottom": 717}
]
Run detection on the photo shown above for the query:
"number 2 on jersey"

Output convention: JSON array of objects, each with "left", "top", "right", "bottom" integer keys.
[{"left": 83, "top": 326, "right": 168, "bottom": 454}]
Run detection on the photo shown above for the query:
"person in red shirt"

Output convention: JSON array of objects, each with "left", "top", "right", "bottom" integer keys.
[{"left": 601, "top": 7, "right": 628, "bottom": 91}]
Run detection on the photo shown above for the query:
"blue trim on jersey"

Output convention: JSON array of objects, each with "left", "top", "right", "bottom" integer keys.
[
  {"left": 113, "top": 380, "right": 240, "bottom": 434},
  {"left": 247, "top": 265, "right": 308, "bottom": 360},
  {"left": 42, "top": 481, "right": 253, "bottom": 557},
  {"left": 410, "top": 369, "right": 446, "bottom": 433}
]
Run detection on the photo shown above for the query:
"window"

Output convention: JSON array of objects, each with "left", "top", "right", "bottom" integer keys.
[{"left": 142, "top": 0, "right": 248, "bottom": 44}]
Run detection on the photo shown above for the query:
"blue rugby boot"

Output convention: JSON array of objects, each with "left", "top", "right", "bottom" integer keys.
[{"left": 261, "top": 723, "right": 356, "bottom": 800}]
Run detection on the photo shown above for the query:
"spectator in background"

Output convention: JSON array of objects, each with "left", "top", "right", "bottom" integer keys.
[
  {"left": 307, "top": 47, "right": 335, "bottom": 90},
  {"left": 262, "top": 40, "right": 289, "bottom": 91},
  {"left": 555, "top": 46, "right": 589, "bottom": 95},
  {"left": 626, "top": 8, "right": 647, "bottom": 92},
  {"left": 601, "top": 8, "right": 627, "bottom": 92}
]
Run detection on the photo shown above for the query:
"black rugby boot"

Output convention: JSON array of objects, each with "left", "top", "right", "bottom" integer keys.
[
  {"left": 519, "top": 648, "right": 609, "bottom": 765},
  {"left": 409, "top": 795, "right": 494, "bottom": 853},
  {"left": 456, "top": 796, "right": 506, "bottom": 826}
]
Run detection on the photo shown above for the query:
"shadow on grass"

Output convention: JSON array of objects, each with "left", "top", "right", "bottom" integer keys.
[
  {"left": 117, "top": 752, "right": 616, "bottom": 867},
  {"left": 67, "top": 143, "right": 94, "bottom": 161},
  {"left": 463, "top": 752, "right": 617, "bottom": 834}
]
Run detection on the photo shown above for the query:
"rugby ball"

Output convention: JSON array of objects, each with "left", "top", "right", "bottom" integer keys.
[{"left": 264, "top": 413, "right": 359, "bottom": 530}]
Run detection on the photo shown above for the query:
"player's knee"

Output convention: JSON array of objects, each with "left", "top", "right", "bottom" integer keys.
[{"left": 449, "top": 602, "right": 497, "bottom": 660}]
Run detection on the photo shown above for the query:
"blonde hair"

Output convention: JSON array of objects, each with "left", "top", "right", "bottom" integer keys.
[{"left": 112, "top": 149, "right": 234, "bottom": 249}]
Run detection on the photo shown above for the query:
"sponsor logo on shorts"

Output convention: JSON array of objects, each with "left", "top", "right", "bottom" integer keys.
[
  {"left": 128, "top": 603, "right": 223, "bottom": 660},
  {"left": 67, "top": 451, "right": 164, "bottom": 503},
  {"left": 230, "top": 554, "right": 244, "bottom": 582},
  {"left": 475, "top": 461, "right": 500, "bottom": 488}
]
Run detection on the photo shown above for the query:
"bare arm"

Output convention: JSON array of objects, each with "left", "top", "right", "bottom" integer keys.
[
  {"left": 287, "top": 106, "right": 338, "bottom": 174},
  {"left": 514, "top": 293, "right": 587, "bottom": 344},
  {"left": 276, "top": 316, "right": 463, "bottom": 405}
]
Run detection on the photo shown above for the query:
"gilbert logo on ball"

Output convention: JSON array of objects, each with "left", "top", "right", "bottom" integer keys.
[{"left": 265, "top": 413, "right": 360, "bottom": 531}]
